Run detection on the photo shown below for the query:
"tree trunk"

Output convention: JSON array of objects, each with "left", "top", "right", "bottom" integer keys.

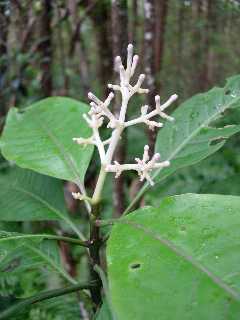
[
  {"left": 39, "top": 0, "right": 52, "bottom": 97},
  {"left": 90, "top": 2, "right": 112, "bottom": 95},
  {"left": 144, "top": 0, "right": 168, "bottom": 155},
  {"left": 129, "top": 0, "right": 138, "bottom": 45},
  {"left": 176, "top": 1, "right": 184, "bottom": 93},
  {"left": 201, "top": 0, "right": 217, "bottom": 90},
  {"left": 111, "top": 0, "right": 128, "bottom": 217},
  {"left": 154, "top": 0, "right": 168, "bottom": 76},
  {"left": 56, "top": 3, "right": 69, "bottom": 96},
  {"left": 192, "top": 0, "right": 217, "bottom": 93},
  {"left": 0, "top": 1, "right": 9, "bottom": 124},
  {"left": 191, "top": 0, "right": 204, "bottom": 93},
  {"left": 68, "top": 0, "right": 95, "bottom": 96},
  {"left": 8, "top": 2, "right": 37, "bottom": 106}
]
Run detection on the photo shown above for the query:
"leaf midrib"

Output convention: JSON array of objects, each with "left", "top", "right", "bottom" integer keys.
[
  {"left": 7, "top": 183, "right": 65, "bottom": 220},
  {"left": 0, "top": 179, "right": 85, "bottom": 240},
  {"left": 154, "top": 96, "right": 240, "bottom": 181},
  {"left": 25, "top": 243, "right": 76, "bottom": 284},
  {"left": 32, "top": 114, "right": 91, "bottom": 213},
  {"left": 33, "top": 115, "right": 83, "bottom": 186},
  {"left": 121, "top": 219, "right": 240, "bottom": 302}
]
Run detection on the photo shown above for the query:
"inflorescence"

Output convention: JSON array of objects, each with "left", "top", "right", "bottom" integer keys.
[{"left": 73, "top": 44, "right": 177, "bottom": 200}]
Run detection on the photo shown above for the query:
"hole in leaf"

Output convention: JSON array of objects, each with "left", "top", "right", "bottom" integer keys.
[
  {"left": 130, "top": 262, "right": 141, "bottom": 270},
  {"left": 225, "top": 90, "right": 231, "bottom": 95},
  {"left": 179, "top": 225, "right": 187, "bottom": 234}
]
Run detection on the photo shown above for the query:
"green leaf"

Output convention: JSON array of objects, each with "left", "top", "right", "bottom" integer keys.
[
  {"left": 0, "top": 97, "right": 93, "bottom": 184},
  {"left": 0, "top": 167, "right": 67, "bottom": 221},
  {"left": 0, "top": 168, "right": 84, "bottom": 239},
  {"left": 107, "top": 194, "right": 240, "bottom": 319},
  {"left": 154, "top": 75, "right": 240, "bottom": 182},
  {"left": 0, "top": 233, "right": 74, "bottom": 284}
]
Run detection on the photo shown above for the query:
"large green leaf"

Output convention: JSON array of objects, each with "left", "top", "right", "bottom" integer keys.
[
  {"left": 0, "top": 167, "right": 67, "bottom": 221},
  {"left": 154, "top": 75, "right": 240, "bottom": 182},
  {"left": 0, "top": 97, "right": 93, "bottom": 184},
  {"left": 107, "top": 194, "right": 240, "bottom": 319}
]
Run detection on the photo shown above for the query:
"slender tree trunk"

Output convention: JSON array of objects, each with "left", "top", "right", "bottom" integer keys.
[
  {"left": 201, "top": 0, "right": 216, "bottom": 90},
  {"left": 8, "top": 2, "right": 37, "bottom": 106},
  {"left": 176, "top": 1, "right": 184, "bottom": 93},
  {"left": 56, "top": 3, "right": 69, "bottom": 95},
  {"left": 111, "top": 0, "right": 128, "bottom": 217},
  {"left": 191, "top": 0, "right": 204, "bottom": 93},
  {"left": 154, "top": 0, "right": 168, "bottom": 78},
  {"left": 90, "top": 2, "right": 112, "bottom": 95},
  {"left": 129, "top": 0, "right": 138, "bottom": 45},
  {"left": 0, "top": 1, "right": 9, "bottom": 124},
  {"left": 39, "top": 0, "right": 52, "bottom": 97},
  {"left": 192, "top": 0, "right": 216, "bottom": 93},
  {"left": 68, "top": 0, "right": 95, "bottom": 96},
  {"left": 144, "top": 0, "right": 168, "bottom": 155}
]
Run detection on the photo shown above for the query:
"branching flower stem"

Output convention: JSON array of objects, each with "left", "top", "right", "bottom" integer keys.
[{"left": 74, "top": 44, "right": 177, "bottom": 205}]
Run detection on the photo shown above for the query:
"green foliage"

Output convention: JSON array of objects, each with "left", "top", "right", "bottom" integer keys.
[
  {"left": 0, "top": 97, "right": 94, "bottom": 184},
  {"left": 202, "top": 174, "right": 240, "bottom": 195},
  {"left": 0, "top": 287, "right": 85, "bottom": 320},
  {"left": 27, "top": 294, "right": 82, "bottom": 320},
  {"left": 0, "top": 1, "right": 239, "bottom": 318},
  {"left": 0, "top": 233, "right": 73, "bottom": 284},
  {"left": 155, "top": 75, "right": 240, "bottom": 183},
  {"left": 1, "top": 46, "right": 240, "bottom": 319},
  {"left": 107, "top": 194, "right": 240, "bottom": 319},
  {"left": 145, "top": 146, "right": 239, "bottom": 206},
  {"left": 0, "top": 167, "right": 67, "bottom": 221}
]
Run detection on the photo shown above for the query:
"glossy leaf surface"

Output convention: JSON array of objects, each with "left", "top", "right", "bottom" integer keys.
[
  {"left": 0, "top": 168, "right": 67, "bottom": 221},
  {"left": 154, "top": 76, "right": 240, "bottom": 182},
  {"left": 0, "top": 97, "right": 93, "bottom": 184},
  {"left": 107, "top": 194, "right": 240, "bottom": 319}
]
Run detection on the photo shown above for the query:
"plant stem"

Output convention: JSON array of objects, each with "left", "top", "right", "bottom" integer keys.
[
  {"left": 92, "top": 166, "right": 107, "bottom": 204},
  {"left": 88, "top": 203, "right": 103, "bottom": 308},
  {"left": 94, "top": 265, "right": 116, "bottom": 320},
  {"left": 0, "top": 282, "right": 97, "bottom": 320},
  {"left": 92, "top": 125, "right": 124, "bottom": 204}
]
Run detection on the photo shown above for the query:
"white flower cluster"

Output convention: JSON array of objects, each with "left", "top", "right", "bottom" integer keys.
[
  {"left": 106, "top": 145, "right": 170, "bottom": 186},
  {"left": 73, "top": 44, "right": 177, "bottom": 197}
]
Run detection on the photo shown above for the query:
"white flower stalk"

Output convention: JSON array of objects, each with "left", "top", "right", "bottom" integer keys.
[
  {"left": 73, "top": 44, "right": 178, "bottom": 202},
  {"left": 106, "top": 145, "right": 170, "bottom": 186},
  {"left": 125, "top": 94, "right": 177, "bottom": 130}
]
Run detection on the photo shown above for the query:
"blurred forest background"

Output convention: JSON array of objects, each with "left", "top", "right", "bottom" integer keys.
[{"left": 1, "top": 0, "right": 240, "bottom": 319}]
